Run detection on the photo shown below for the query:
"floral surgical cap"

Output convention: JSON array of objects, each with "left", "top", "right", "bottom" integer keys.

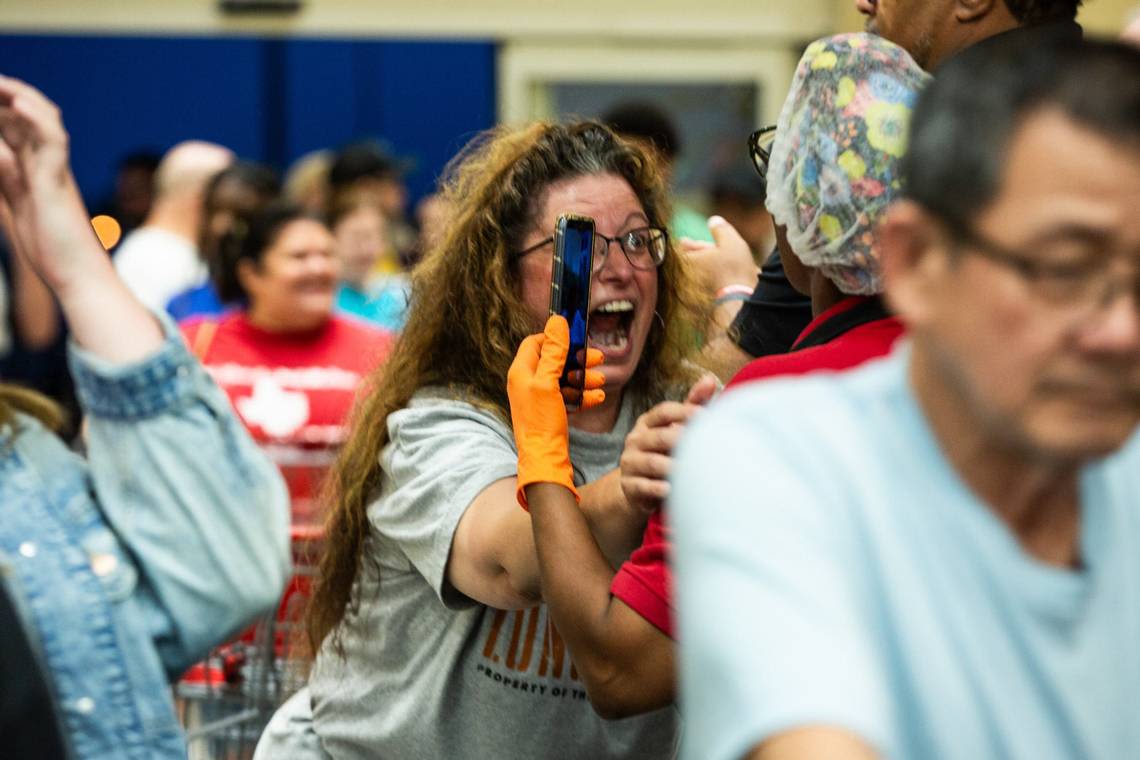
[{"left": 765, "top": 33, "right": 931, "bottom": 295}]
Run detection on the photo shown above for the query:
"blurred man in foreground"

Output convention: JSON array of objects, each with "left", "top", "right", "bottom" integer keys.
[{"left": 673, "top": 37, "right": 1140, "bottom": 760}]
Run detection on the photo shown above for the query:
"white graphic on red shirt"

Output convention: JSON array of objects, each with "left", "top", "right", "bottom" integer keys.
[{"left": 236, "top": 376, "right": 311, "bottom": 439}]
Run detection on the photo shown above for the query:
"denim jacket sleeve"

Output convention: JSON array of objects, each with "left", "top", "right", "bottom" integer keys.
[{"left": 69, "top": 312, "right": 290, "bottom": 676}]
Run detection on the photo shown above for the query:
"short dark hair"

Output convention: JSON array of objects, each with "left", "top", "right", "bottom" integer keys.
[
  {"left": 205, "top": 160, "right": 280, "bottom": 205},
  {"left": 204, "top": 161, "right": 281, "bottom": 300},
  {"left": 903, "top": 37, "right": 1140, "bottom": 226},
  {"left": 215, "top": 201, "right": 322, "bottom": 303},
  {"left": 1002, "top": 0, "right": 1081, "bottom": 25},
  {"left": 329, "top": 140, "right": 409, "bottom": 191},
  {"left": 119, "top": 150, "right": 161, "bottom": 174},
  {"left": 601, "top": 101, "right": 681, "bottom": 162}
]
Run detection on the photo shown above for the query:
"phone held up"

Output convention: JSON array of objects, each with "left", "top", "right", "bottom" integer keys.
[{"left": 549, "top": 213, "right": 595, "bottom": 412}]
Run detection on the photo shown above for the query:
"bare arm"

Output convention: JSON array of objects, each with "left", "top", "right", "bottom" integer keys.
[
  {"left": 1, "top": 199, "right": 59, "bottom": 349},
  {"left": 578, "top": 467, "right": 646, "bottom": 563},
  {"left": 683, "top": 217, "right": 760, "bottom": 383},
  {"left": 697, "top": 299, "right": 755, "bottom": 383},
  {"left": 446, "top": 470, "right": 649, "bottom": 611},
  {"left": 447, "top": 368, "right": 717, "bottom": 613},
  {"left": 526, "top": 482, "right": 675, "bottom": 718},
  {"left": 747, "top": 728, "right": 881, "bottom": 760},
  {"left": 519, "top": 382, "right": 717, "bottom": 716},
  {"left": 0, "top": 74, "right": 162, "bottom": 363}
]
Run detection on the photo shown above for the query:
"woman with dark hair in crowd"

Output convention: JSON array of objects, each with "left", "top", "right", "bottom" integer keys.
[
  {"left": 256, "top": 120, "right": 713, "bottom": 758},
  {"left": 180, "top": 202, "right": 394, "bottom": 521},
  {"left": 166, "top": 160, "right": 280, "bottom": 321},
  {"left": 0, "top": 74, "right": 289, "bottom": 757}
]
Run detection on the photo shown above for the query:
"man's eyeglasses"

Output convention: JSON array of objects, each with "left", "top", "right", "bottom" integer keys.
[
  {"left": 748, "top": 125, "right": 778, "bottom": 184},
  {"left": 947, "top": 220, "right": 1140, "bottom": 317},
  {"left": 514, "top": 226, "right": 668, "bottom": 273}
]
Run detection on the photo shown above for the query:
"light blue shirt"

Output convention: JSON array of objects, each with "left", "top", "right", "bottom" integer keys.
[{"left": 671, "top": 346, "right": 1140, "bottom": 760}]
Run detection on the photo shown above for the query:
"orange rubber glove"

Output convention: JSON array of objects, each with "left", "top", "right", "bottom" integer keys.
[{"left": 508, "top": 315, "right": 605, "bottom": 510}]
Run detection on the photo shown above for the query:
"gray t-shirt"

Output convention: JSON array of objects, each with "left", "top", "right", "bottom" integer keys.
[{"left": 257, "top": 389, "right": 678, "bottom": 759}]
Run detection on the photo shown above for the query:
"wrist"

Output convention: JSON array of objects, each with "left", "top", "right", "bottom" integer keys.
[
  {"left": 713, "top": 283, "right": 754, "bottom": 307},
  {"left": 516, "top": 449, "right": 577, "bottom": 510},
  {"left": 24, "top": 189, "right": 107, "bottom": 294},
  {"left": 50, "top": 245, "right": 118, "bottom": 301},
  {"left": 524, "top": 482, "right": 579, "bottom": 512}
]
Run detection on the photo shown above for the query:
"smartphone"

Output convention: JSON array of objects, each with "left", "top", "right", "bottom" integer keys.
[{"left": 549, "top": 213, "right": 595, "bottom": 412}]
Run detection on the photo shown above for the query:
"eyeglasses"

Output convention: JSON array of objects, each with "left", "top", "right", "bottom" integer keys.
[
  {"left": 514, "top": 226, "right": 668, "bottom": 273},
  {"left": 748, "top": 125, "right": 778, "bottom": 183},
  {"left": 948, "top": 220, "right": 1140, "bottom": 317}
]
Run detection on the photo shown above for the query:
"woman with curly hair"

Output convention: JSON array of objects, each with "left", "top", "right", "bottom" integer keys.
[{"left": 256, "top": 120, "right": 710, "bottom": 758}]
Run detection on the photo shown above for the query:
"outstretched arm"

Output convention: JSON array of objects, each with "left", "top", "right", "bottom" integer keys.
[
  {"left": 0, "top": 74, "right": 289, "bottom": 673},
  {"left": 505, "top": 317, "right": 715, "bottom": 716},
  {"left": 447, "top": 470, "right": 647, "bottom": 611},
  {"left": 525, "top": 482, "right": 676, "bottom": 718}
]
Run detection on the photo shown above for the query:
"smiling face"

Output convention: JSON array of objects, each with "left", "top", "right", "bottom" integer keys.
[
  {"left": 241, "top": 218, "right": 341, "bottom": 333},
  {"left": 516, "top": 172, "right": 660, "bottom": 396}
]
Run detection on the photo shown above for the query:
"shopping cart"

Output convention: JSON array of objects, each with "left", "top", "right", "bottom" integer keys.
[
  {"left": 177, "top": 524, "right": 320, "bottom": 759},
  {"left": 177, "top": 454, "right": 326, "bottom": 759}
]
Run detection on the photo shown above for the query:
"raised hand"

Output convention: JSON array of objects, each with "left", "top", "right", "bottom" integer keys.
[
  {"left": 507, "top": 315, "right": 605, "bottom": 508},
  {"left": 680, "top": 215, "right": 759, "bottom": 297},
  {"left": 0, "top": 74, "right": 162, "bottom": 362},
  {"left": 619, "top": 372, "right": 718, "bottom": 515},
  {"left": 0, "top": 74, "right": 90, "bottom": 289}
]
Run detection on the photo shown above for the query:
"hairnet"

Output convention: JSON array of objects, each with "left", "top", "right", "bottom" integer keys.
[{"left": 765, "top": 33, "right": 931, "bottom": 294}]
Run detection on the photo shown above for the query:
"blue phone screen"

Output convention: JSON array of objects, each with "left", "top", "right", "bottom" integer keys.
[{"left": 558, "top": 222, "right": 593, "bottom": 396}]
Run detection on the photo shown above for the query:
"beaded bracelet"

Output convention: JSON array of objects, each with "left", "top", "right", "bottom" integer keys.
[{"left": 713, "top": 284, "right": 754, "bottom": 307}]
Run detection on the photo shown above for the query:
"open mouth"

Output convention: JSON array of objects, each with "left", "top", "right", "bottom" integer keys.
[{"left": 588, "top": 299, "right": 636, "bottom": 354}]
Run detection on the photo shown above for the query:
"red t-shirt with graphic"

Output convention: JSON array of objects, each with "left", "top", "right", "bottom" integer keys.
[
  {"left": 610, "top": 296, "right": 905, "bottom": 638},
  {"left": 181, "top": 312, "right": 394, "bottom": 524}
]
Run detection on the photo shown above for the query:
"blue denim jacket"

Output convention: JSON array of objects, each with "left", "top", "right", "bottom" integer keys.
[{"left": 0, "top": 316, "right": 290, "bottom": 759}]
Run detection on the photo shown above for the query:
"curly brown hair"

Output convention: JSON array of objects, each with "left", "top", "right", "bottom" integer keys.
[{"left": 306, "top": 120, "right": 705, "bottom": 653}]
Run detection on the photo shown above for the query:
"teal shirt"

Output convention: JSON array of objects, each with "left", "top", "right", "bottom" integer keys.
[
  {"left": 336, "top": 278, "right": 408, "bottom": 332},
  {"left": 670, "top": 204, "right": 713, "bottom": 243},
  {"left": 673, "top": 345, "right": 1140, "bottom": 760}
]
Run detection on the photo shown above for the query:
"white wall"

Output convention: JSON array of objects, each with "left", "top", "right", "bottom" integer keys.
[
  {"left": 0, "top": 0, "right": 835, "bottom": 40},
  {"left": 0, "top": 1, "right": 833, "bottom": 142}
]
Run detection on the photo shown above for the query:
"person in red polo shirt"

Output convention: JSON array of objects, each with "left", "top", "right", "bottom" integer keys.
[
  {"left": 181, "top": 202, "right": 394, "bottom": 522},
  {"left": 509, "top": 33, "right": 930, "bottom": 717}
]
